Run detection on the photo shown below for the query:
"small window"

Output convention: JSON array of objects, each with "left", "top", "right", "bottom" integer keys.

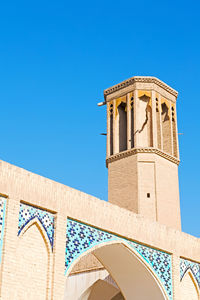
[{"left": 147, "top": 193, "right": 150, "bottom": 198}]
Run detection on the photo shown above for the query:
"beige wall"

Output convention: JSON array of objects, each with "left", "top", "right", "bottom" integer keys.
[
  {"left": 108, "top": 152, "right": 181, "bottom": 229},
  {"left": 0, "top": 160, "right": 199, "bottom": 299},
  {"left": 137, "top": 160, "right": 156, "bottom": 221},
  {"left": 14, "top": 223, "right": 51, "bottom": 300},
  {"left": 155, "top": 155, "right": 181, "bottom": 229},
  {"left": 180, "top": 271, "right": 200, "bottom": 300},
  {"left": 108, "top": 154, "right": 138, "bottom": 213}
]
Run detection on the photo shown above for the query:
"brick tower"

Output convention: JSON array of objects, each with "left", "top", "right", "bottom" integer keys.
[{"left": 104, "top": 76, "right": 181, "bottom": 230}]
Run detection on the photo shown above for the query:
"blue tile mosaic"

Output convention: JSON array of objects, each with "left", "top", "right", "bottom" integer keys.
[
  {"left": 66, "top": 218, "right": 173, "bottom": 299},
  {"left": 180, "top": 258, "right": 200, "bottom": 288},
  {"left": 18, "top": 203, "right": 55, "bottom": 250},
  {"left": 0, "top": 197, "right": 6, "bottom": 264},
  {"left": 128, "top": 242, "right": 172, "bottom": 298}
]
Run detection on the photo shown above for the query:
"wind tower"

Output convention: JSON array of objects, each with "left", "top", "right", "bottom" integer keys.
[{"left": 104, "top": 76, "right": 181, "bottom": 230}]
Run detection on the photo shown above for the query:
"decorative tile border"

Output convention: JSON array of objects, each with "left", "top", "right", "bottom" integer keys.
[
  {"left": 18, "top": 203, "right": 55, "bottom": 250},
  {"left": 0, "top": 197, "right": 7, "bottom": 264},
  {"left": 180, "top": 258, "right": 200, "bottom": 288},
  {"left": 65, "top": 219, "right": 173, "bottom": 299}
]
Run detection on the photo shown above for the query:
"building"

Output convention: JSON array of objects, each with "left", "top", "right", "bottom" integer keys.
[{"left": 0, "top": 76, "right": 199, "bottom": 300}]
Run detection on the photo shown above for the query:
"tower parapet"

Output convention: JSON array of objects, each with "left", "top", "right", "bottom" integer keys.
[{"left": 104, "top": 76, "right": 181, "bottom": 230}]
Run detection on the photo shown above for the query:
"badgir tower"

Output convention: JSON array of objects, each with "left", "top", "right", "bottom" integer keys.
[{"left": 0, "top": 76, "right": 199, "bottom": 300}]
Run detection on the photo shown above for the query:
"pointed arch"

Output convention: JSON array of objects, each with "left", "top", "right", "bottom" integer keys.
[
  {"left": 16, "top": 218, "right": 53, "bottom": 300},
  {"left": 65, "top": 240, "right": 169, "bottom": 300},
  {"left": 18, "top": 216, "right": 52, "bottom": 254},
  {"left": 78, "top": 276, "right": 120, "bottom": 300},
  {"left": 180, "top": 269, "right": 200, "bottom": 300},
  {"left": 161, "top": 100, "right": 172, "bottom": 154},
  {"left": 65, "top": 240, "right": 118, "bottom": 276},
  {"left": 18, "top": 203, "right": 55, "bottom": 251}
]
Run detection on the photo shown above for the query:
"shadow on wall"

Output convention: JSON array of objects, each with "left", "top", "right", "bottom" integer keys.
[{"left": 79, "top": 278, "right": 123, "bottom": 300}]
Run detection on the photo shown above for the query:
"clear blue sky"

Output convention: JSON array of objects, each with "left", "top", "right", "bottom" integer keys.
[{"left": 0, "top": 0, "right": 199, "bottom": 237}]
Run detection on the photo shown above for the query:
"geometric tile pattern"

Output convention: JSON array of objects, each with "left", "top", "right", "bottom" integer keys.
[
  {"left": 0, "top": 197, "right": 7, "bottom": 264},
  {"left": 129, "top": 242, "right": 173, "bottom": 299},
  {"left": 66, "top": 218, "right": 173, "bottom": 299},
  {"left": 18, "top": 203, "right": 55, "bottom": 250},
  {"left": 180, "top": 258, "right": 200, "bottom": 288}
]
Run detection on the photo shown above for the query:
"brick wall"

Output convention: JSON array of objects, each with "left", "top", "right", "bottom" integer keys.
[{"left": 0, "top": 160, "right": 199, "bottom": 299}]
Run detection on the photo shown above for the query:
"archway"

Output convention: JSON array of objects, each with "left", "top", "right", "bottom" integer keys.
[
  {"left": 64, "top": 241, "right": 168, "bottom": 300},
  {"left": 78, "top": 275, "right": 122, "bottom": 300}
]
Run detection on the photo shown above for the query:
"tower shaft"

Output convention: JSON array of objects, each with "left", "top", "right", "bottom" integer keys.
[{"left": 105, "top": 77, "right": 181, "bottom": 230}]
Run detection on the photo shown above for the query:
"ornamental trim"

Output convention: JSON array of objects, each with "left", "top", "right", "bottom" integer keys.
[
  {"left": 106, "top": 147, "right": 180, "bottom": 167},
  {"left": 104, "top": 76, "right": 178, "bottom": 98}
]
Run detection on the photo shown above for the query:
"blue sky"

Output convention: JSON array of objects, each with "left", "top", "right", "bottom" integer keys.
[{"left": 0, "top": 0, "right": 199, "bottom": 237}]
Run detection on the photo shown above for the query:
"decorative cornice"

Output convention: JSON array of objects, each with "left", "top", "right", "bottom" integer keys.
[
  {"left": 104, "top": 76, "right": 178, "bottom": 99},
  {"left": 106, "top": 147, "right": 180, "bottom": 167}
]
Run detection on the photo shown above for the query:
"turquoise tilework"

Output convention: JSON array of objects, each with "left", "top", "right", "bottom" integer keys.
[
  {"left": 180, "top": 258, "right": 200, "bottom": 288},
  {"left": 0, "top": 197, "right": 6, "bottom": 264},
  {"left": 66, "top": 218, "right": 173, "bottom": 299},
  {"left": 128, "top": 242, "right": 172, "bottom": 298},
  {"left": 18, "top": 203, "right": 55, "bottom": 250}
]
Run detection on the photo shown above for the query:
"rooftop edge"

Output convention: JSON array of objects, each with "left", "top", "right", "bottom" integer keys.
[{"left": 104, "top": 76, "right": 178, "bottom": 99}]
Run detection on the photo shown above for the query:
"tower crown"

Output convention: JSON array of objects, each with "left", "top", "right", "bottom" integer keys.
[
  {"left": 105, "top": 76, "right": 181, "bottom": 230},
  {"left": 105, "top": 76, "right": 179, "bottom": 163}
]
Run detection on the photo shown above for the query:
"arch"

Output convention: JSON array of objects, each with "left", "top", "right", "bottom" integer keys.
[
  {"left": 15, "top": 218, "right": 53, "bottom": 300},
  {"left": 18, "top": 203, "right": 54, "bottom": 251},
  {"left": 65, "top": 240, "right": 118, "bottom": 276},
  {"left": 79, "top": 276, "right": 121, "bottom": 300},
  {"left": 65, "top": 240, "right": 169, "bottom": 300},
  {"left": 161, "top": 101, "right": 172, "bottom": 154},
  {"left": 66, "top": 270, "right": 120, "bottom": 300},
  {"left": 19, "top": 216, "right": 52, "bottom": 254},
  {"left": 118, "top": 102, "right": 127, "bottom": 152},
  {"left": 180, "top": 269, "right": 200, "bottom": 300},
  {"left": 161, "top": 102, "right": 169, "bottom": 122},
  {"left": 137, "top": 94, "right": 152, "bottom": 147}
]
